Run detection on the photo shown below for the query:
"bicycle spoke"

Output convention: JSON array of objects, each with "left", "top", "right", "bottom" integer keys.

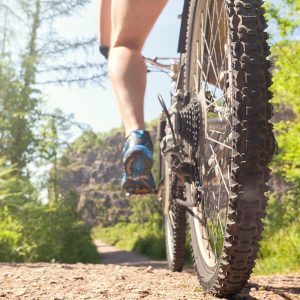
[
  {"left": 206, "top": 89, "right": 231, "bottom": 111},
  {"left": 209, "top": 144, "right": 230, "bottom": 197},
  {"left": 206, "top": 136, "right": 233, "bottom": 151},
  {"left": 168, "top": 210, "right": 175, "bottom": 229},
  {"left": 197, "top": 57, "right": 208, "bottom": 83},
  {"left": 202, "top": 33, "right": 219, "bottom": 88},
  {"left": 202, "top": 1, "right": 226, "bottom": 88}
]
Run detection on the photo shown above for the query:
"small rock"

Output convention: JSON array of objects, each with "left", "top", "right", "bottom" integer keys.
[
  {"left": 127, "top": 284, "right": 135, "bottom": 291},
  {"left": 114, "top": 275, "right": 126, "bottom": 281},
  {"left": 73, "top": 276, "right": 84, "bottom": 280},
  {"left": 15, "top": 289, "right": 27, "bottom": 297},
  {"left": 60, "top": 265, "right": 73, "bottom": 269},
  {"left": 145, "top": 266, "right": 153, "bottom": 273},
  {"left": 137, "top": 289, "right": 150, "bottom": 296}
]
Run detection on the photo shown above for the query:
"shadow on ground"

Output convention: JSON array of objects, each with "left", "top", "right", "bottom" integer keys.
[{"left": 232, "top": 278, "right": 300, "bottom": 300}]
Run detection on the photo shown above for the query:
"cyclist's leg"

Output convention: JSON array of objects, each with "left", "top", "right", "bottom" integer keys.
[
  {"left": 109, "top": 0, "right": 167, "bottom": 136},
  {"left": 99, "top": 0, "right": 111, "bottom": 58}
]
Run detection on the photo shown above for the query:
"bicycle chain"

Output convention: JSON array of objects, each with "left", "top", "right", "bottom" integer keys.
[
  {"left": 178, "top": 100, "right": 203, "bottom": 203},
  {"left": 171, "top": 176, "right": 184, "bottom": 200}
]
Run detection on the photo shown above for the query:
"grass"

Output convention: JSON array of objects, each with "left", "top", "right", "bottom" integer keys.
[
  {"left": 254, "top": 222, "right": 300, "bottom": 275},
  {"left": 92, "top": 222, "right": 166, "bottom": 259}
]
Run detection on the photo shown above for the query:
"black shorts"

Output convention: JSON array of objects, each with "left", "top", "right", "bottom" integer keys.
[{"left": 99, "top": 46, "right": 109, "bottom": 59}]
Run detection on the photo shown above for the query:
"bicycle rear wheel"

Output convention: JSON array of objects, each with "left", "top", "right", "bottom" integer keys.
[
  {"left": 158, "top": 117, "right": 186, "bottom": 272},
  {"left": 162, "top": 161, "right": 186, "bottom": 271},
  {"left": 183, "top": 0, "right": 274, "bottom": 296}
]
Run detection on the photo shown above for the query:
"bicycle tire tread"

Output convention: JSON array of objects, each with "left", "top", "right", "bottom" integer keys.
[
  {"left": 184, "top": 0, "right": 274, "bottom": 297},
  {"left": 165, "top": 203, "right": 187, "bottom": 272}
]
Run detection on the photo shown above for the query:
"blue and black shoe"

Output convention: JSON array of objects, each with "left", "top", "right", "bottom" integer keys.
[{"left": 121, "top": 129, "right": 156, "bottom": 194}]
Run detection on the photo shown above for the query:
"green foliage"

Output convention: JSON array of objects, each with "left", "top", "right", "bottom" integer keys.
[
  {"left": 93, "top": 196, "right": 166, "bottom": 259},
  {"left": 0, "top": 198, "right": 99, "bottom": 263},
  {"left": 98, "top": 127, "right": 124, "bottom": 141},
  {"left": 256, "top": 190, "right": 300, "bottom": 275},
  {"left": 271, "top": 41, "right": 300, "bottom": 111},
  {"left": 20, "top": 200, "right": 99, "bottom": 263},
  {"left": 0, "top": 157, "right": 36, "bottom": 209},
  {"left": 0, "top": 60, "right": 39, "bottom": 170},
  {"left": 0, "top": 206, "right": 24, "bottom": 261},
  {"left": 37, "top": 109, "right": 82, "bottom": 202},
  {"left": 271, "top": 41, "right": 300, "bottom": 184},
  {"left": 145, "top": 117, "right": 159, "bottom": 133},
  {"left": 38, "top": 109, "right": 75, "bottom": 161},
  {"left": 254, "top": 36, "right": 300, "bottom": 274},
  {"left": 129, "top": 196, "right": 162, "bottom": 225},
  {"left": 255, "top": 222, "right": 300, "bottom": 274},
  {"left": 94, "top": 222, "right": 165, "bottom": 259},
  {"left": 69, "top": 131, "right": 106, "bottom": 154},
  {"left": 265, "top": 0, "right": 300, "bottom": 36},
  {"left": 0, "top": 155, "right": 98, "bottom": 263},
  {"left": 0, "top": 0, "right": 106, "bottom": 173},
  {"left": 273, "top": 120, "right": 300, "bottom": 182},
  {"left": 261, "top": 188, "right": 299, "bottom": 239}
]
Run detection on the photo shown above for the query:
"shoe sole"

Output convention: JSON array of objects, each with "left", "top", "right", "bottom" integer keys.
[
  {"left": 124, "top": 150, "right": 153, "bottom": 177},
  {"left": 122, "top": 178, "right": 154, "bottom": 195}
]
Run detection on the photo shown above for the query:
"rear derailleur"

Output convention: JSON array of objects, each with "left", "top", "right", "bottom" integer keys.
[{"left": 157, "top": 94, "right": 203, "bottom": 208}]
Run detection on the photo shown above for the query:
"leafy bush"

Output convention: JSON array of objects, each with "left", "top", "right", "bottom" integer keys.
[
  {"left": 94, "top": 222, "right": 165, "bottom": 259},
  {"left": 255, "top": 188, "right": 300, "bottom": 274},
  {"left": 0, "top": 206, "right": 24, "bottom": 261},
  {"left": 93, "top": 195, "right": 166, "bottom": 259},
  {"left": 255, "top": 222, "right": 300, "bottom": 274},
  {"left": 20, "top": 200, "right": 99, "bottom": 263},
  {"left": 0, "top": 200, "right": 99, "bottom": 263},
  {"left": 68, "top": 130, "right": 106, "bottom": 154},
  {"left": 271, "top": 42, "right": 300, "bottom": 184},
  {"left": 0, "top": 157, "right": 99, "bottom": 263},
  {"left": 253, "top": 39, "right": 300, "bottom": 275}
]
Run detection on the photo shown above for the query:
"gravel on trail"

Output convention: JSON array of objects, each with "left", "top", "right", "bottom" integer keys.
[{"left": 0, "top": 240, "right": 299, "bottom": 300}]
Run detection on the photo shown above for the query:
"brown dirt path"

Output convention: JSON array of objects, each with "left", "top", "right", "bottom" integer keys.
[
  {"left": 94, "top": 240, "right": 167, "bottom": 269},
  {"left": 0, "top": 240, "right": 299, "bottom": 299}
]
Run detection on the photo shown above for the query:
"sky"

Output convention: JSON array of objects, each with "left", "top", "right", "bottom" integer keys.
[
  {"left": 43, "top": 1, "right": 184, "bottom": 134},
  {"left": 41, "top": 0, "right": 297, "bottom": 135}
]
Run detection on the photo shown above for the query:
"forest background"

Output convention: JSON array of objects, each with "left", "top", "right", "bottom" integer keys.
[{"left": 0, "top": 0, "right": 299, "bottom": 275}]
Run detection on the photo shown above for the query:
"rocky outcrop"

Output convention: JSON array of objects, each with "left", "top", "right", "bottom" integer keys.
[
  {"left": 56, "top": 131, "right": 126, "bottom": 226},
  {"left": 57, "top": 129, "right": 157, "bottom": 226}
]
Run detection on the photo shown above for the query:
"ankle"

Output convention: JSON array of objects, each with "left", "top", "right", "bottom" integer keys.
[{"left": 125, "top": 127, "right": 145, "bottom": 137}]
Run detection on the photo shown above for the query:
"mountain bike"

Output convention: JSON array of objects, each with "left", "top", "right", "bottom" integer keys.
[{"left": 147, "top": 0, "right": 275, "bottom": 297}]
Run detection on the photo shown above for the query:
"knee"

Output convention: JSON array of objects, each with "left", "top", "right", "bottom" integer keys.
[{"left": 110, "top": 35, "right": 143, "bottom": 52}]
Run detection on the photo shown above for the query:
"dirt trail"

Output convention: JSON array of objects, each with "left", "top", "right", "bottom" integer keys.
[
  {"left": 0, "top": 240, "right": 299, "bottom": 300},
  {"left": 94, "top": 240, "right": 167, "bottom": 269}
]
